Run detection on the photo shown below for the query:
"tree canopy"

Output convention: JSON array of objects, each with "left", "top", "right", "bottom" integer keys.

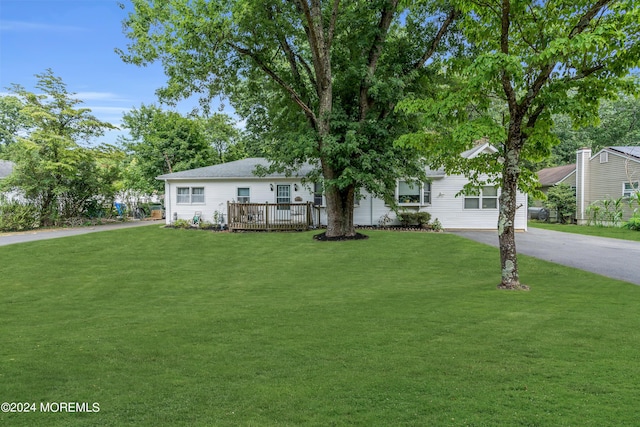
[
  {"left": 0, "top": 70, "right": 120, "bottom": 226},
  {"left": 118, "top": 0, "right": 461, "bottom": 237},
  {"left": 120, "top": 104, "right": 218, "bottom": 192},
  {"left": 398, "top": 0, "right": 640, "bottom": 289}
]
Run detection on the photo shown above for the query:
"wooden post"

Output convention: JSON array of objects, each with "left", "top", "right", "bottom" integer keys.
[{"left": 265, "top": 202, "right": 269, "bottom": 230}]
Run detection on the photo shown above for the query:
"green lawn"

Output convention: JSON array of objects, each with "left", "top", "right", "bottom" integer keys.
[
  {"left": 2, "top": 226, "right": 640, "bottom": 426},
  {"left": 529, "top": 220, "right": 640, "bottom": 242}
]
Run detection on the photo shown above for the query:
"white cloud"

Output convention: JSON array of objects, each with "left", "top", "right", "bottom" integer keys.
[
  {"left": 0, "top": 20, "right": 85, "bottom": 32},
  {"left": 76, "top": 92, "right": 128, "bottom": 102}
]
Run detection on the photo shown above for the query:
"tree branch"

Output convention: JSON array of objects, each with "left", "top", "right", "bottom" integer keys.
[
  {"left": 500, "top": 0, "right": 518, "bottom": 113},
  {"left": 411, "top": 8, "right": 459, "bottom": 71},
  {"left": 359, "top": 0, "right": 399, "bottom": 121},
  {"left": 326, "top": 0, "right": 340, "bottom": 51},
  {"left": 522, "top": 0, "right": 611, "bottom": 113},
  {"left": 229, "top": 42, "right": 317, "bottom": 129}
]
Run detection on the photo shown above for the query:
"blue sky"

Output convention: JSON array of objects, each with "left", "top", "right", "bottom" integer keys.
[{"left": 0, "top": 0, "right": 223, "bottom": 145}]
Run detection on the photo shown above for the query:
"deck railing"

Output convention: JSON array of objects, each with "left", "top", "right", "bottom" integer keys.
[{"left": 227, "top": 202, "right": 319, "bottom": 231}]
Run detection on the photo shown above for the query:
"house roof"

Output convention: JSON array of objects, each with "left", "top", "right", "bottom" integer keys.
[
  {"left": 606, "top": 146, "right": 640, "bottom": 162},
  {"left": 156, "top": 157, "right": 316, "bottom": 180},
  {"left": 157, "top": 143, "right": 500, "bottom": 181},
  {"left": 537, "top": 164, "right": 576, "bottom": 187},
  {"left": 460, "top": 141, "right": 498, "bottom": 159},
  {"left": 0, "top": 160, "right": 14, "bottom": 179}
]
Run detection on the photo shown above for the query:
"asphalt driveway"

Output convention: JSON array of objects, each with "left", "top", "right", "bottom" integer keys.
[
  {"left": 0, "top": 220, "right": 163, "bottom": 247},
  {"left": 453, "top": 227, "right": 640, "bottom": 286}
]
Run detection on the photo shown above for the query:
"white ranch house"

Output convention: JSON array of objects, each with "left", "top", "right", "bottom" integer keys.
[{"left": 156, "top": 143, "right": 528, "bottom": 231}]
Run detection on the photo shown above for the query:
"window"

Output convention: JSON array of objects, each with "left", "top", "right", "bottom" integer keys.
[
  {"left": 623, "top": 181, "right": 639, "bottom": 198},
  {"left": 237, "top": 187, "right": 250, "bottom": 203},
  {"left": 313, "top": 182, "right": 323, "bottom": 206},
  {"left": 464, "top": 186, "right": 498, "bottom": 209},
  {"left": 397, "top": 181, "right": 431, "bottom": 205},
  {"left": 276, "top": 185, "right": 290, "bottom": 209},
  {"left": 176, "top": 187, "right": 205, "bottom": 204},
  {"left": 177, "top": 187, "right": 190, "bottom": 204},
  {"left": 600, "top": 152, "right": 609, "bottom": 163}
]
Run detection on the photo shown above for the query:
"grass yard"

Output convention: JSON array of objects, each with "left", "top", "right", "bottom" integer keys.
[
  {"left": 1, "top": 226, "right": 640, "bottom": 426},
  {"left": 529, "top": 220, "right": 640, "bottom": 242}
]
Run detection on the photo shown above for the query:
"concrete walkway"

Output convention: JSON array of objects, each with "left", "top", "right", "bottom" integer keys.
[
  {"left": 452, "top": 227, "right": 640, "bottom": 285},
  {"left": 0, "top": 220, "right": 163, "bottom": 247}
]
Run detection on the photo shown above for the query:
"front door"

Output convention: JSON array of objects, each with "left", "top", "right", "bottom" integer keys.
[{"left": 276, "top": 185, "right": 291, "bottom": 210}]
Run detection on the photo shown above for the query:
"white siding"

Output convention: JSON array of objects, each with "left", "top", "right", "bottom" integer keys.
[
  {"left": 163, "top": 178, "right": 315, "bottom": 225},
  {"left": 353, "top": 175, "right": 526, "bottom": 230},
  {"left": 162, "top": 174, "right": 527, "bottom": 230}
]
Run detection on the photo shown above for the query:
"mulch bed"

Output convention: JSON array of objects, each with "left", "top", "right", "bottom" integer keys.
[{"left": 313, "top": 232, "right": 369, "bottom": 241}]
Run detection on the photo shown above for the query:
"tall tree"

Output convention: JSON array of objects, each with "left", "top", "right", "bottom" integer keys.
[
  {"left": 549, "top": 95, "right": 640, "bottom": 166},
  {"left": 1, "top": 70, "right": 116, "bottom": 226},
  {"left": 398, "top": 0, "right": 640, "bottom": 289},
  {"left": 0, "top": 95, "right": 31, "bottom": 151},
  {"left": 120, "top": 104, "right": 216, "bottom": 191},
  {"left": 199, "top": 113, "right": 243, "bottom": 163},
  {"left": 118, "top": 0, "right": 460, "bottom": 238}
]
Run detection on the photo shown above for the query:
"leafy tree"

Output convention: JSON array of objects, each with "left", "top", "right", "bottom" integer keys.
[
  {"left": 1, "top": 70, "right": 117, "bottom": 226},
  {"left": 120, "top": 104, "right": 216, "bottom": 191},
  {"left": 544, "top": 183, "right": 576, "bottom": 224},
  {"left": 398, "top": 1, "right": 640, "bottom": 289},
  {"left": 549, "top": 95, "right": 640, "bottom": 166},
  {"left": 0, "top": 95, "right": 31, "bottom": 151},
  {"left": 118, "top": 0, "right": 460, "bottom": 238},
  {"left": 199, "top": 113, "right": 243, "bottom": 163}
]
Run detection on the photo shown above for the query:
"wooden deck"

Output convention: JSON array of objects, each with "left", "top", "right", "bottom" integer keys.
[{"left": 227, "top": 202, "right": 319, "bottom": 231}]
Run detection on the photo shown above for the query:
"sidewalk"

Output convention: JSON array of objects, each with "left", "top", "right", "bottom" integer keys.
[{"left": 0, "top": 220, "right": 163, "bottom": 247}]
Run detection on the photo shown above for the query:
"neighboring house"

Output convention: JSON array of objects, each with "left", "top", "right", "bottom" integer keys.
[
  {"left": 576, "top": 146, "right": 640, "bottom": 224},
  {"left": 537, "top": 164, "right": 576, "bottom": 194},
  {"left": 156, "top": 143, "right": 528, "bottom": 231},
  {"left": 533, "top": 163, "right": 577, "bottom": 208},
  {"left": 0, "top": 160, "right": 16, "bottom": 200}
]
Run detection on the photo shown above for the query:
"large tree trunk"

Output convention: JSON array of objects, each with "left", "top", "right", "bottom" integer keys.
[
  {"left": 324, "top": 183, "right": 356, "bottom": 238},
  {"left": 497, "top": 143, "right": 529, "bottom": 290}
]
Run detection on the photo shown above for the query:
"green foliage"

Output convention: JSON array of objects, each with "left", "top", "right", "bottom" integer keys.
[
  {"left": 430, "top": 217, "right": 443, "bottom": 231},
  {"left": 1, "top": 70, "right": 119, "bottom": 226},
  {"left": 586, "top": 197, "right": 625, "bottom": 227},
  {"left": 397, "top": 211, "right": 432, "bottom": 227},
  {"left": 544, "top": 183, "right": 576, "bottom": 224},
  {"left": 548, "top": 95, "right": 640, "bottom": 166},
  {"left": 171, "top": 218, "right": 191, "bottom": 229},
  {"left": 120, "top": 104, "right": 219, "bottom": 191},
  {"left": 398, "top": 0, "right": 640, "bottom": 287},
  {"left": 0, "top": 198, "right": 39, "bottom": 231},
  {"left": 624, "top": 216, "right": 640, "bottom": 231},
  {"left": 118, "top": 0, "right": 461, "bottom": 234},
  {"left": 0, "top": 95, "right": 31, "bottom": 149}
]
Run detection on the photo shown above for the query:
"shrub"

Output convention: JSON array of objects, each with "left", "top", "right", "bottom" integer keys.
[
  {"left": 397, "top": 211, "right": 431, "bottom": 227},
  {"left": 544, "top": 183, "right": 576, "bottom": 223},
  {"left": 586, "top": 197, "right": 624, "bottom": 227},
  {"left": 624, "top": 216, "right": 640, "bottom": 231},
  {"left": 0, "top": 199, "right": 39, "bottom": 232},
  {"left": 172, "top": 219, "right": 191, "bottom": 229},
  {"left": 431, "top": 218, "right": 443, "bottom": 232},
  {"left": 415, "top": 212, "right": 431, "bottom": 226}
]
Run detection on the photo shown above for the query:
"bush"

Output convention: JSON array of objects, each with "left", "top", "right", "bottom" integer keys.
[
  {"left": 0, "top": 199, "right": 39, "bottom": 232},
  {"left": 544, "top": 183, "right": 576, "bottom": 223},
  {"left": 397, "top": 211, "right": 431, "bottom": 227},
  {"left": 624, "top": 216, "right": 640, "bottom": 231},
  {"left": 172, "top": 219, "right": 191, "bottom": 229}
]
